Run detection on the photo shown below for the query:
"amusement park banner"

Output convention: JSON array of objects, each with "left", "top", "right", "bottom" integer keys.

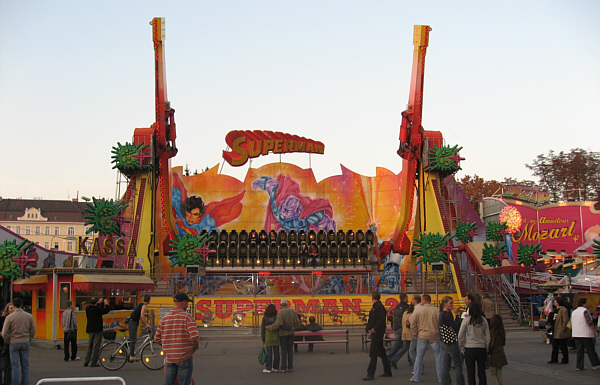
[
  {"left": 167, "top": 163, "right": 415, "bottom": 271},
  {"left": 151, "top": 294, "right": 460, "bottom": 327},
  {"left": 506, "top": 202, "right": 600, "bottom": 255}
]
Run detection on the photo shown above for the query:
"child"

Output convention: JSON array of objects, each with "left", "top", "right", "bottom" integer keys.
[{"left": 489, "top": 314, "right": 508, "bottom": 385}]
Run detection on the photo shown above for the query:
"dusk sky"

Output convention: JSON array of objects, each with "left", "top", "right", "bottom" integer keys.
[{"left": 1, "top": 1, "right": 599, "bottom": 200}]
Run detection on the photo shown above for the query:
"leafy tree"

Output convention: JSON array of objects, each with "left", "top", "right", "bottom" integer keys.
[{"left": 526, "top": 148, "right": 600, "bottom": 202}]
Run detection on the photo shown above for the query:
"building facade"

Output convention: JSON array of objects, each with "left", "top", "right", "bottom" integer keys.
[{"left": 0, "top": 198, "right": 92, "bottom": 253}]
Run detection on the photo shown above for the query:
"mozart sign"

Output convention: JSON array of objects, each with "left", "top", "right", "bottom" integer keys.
[{"left": 222, "top": 130, "right": 325, "bottom": 166}]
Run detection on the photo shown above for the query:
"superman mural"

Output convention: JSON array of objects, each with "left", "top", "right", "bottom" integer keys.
[
  {"left": 252, "top": 174, "right": 336, "bottom": 233},
  {"left": 172, "top": 172, "right": 245, "bottom": 237}
]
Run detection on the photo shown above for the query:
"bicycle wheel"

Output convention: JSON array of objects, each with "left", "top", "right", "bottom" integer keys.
[
  {"left": 141, "top": 341, "right": 165, "bottom": 370},
  {"left": 99, "top": 341, "right": 128, "bottom": 370}
]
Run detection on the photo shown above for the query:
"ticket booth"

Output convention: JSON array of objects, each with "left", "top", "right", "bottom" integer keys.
[{"left": 13, "top": 268, "right": 155, "bottom": 343}]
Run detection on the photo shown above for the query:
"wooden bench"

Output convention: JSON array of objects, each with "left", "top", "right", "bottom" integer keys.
[
  {"left": 361, "top": 329, "right": 396, "bottom": 352},
  {"left": 293, "top": 329, "right": 349, "bottom": 353}
]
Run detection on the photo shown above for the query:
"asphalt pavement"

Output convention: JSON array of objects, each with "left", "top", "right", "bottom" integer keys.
[{"left": 29, "top": 328, "right": 599, "bottom": 385}]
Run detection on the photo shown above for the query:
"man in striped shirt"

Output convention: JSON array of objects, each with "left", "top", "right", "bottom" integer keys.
[{"left": 155, "top": 292, "right": 199, "bottom": 385}]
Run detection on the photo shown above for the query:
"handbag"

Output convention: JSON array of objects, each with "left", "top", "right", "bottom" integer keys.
[
  {"left": 440, "top": 324, "right": 458, "bottom": 344},
  {"left": 258, "top": 346, "right": 267, "bottom": 365}
]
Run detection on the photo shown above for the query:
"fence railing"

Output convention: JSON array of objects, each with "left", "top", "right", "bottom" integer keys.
[{"left": 144, "top": 271, "right": 457, "bottom": 297}]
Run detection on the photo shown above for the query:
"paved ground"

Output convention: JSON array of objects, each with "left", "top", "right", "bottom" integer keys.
[{"left": 30, "top": 328, "right": 599, "bottom": 385}]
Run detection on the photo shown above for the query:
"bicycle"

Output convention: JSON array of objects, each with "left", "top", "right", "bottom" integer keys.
[{"left": 99, "top": 328, "right": 164, "bottom": 371}]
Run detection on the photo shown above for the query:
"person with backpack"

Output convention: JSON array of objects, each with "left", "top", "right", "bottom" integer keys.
[{"left": 388, "top": 293, "right": 409, "bottom": 369}]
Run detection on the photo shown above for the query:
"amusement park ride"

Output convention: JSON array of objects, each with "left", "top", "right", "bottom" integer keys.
[{"left": 97, "top": 19, "right": 600, "bottom": 300}]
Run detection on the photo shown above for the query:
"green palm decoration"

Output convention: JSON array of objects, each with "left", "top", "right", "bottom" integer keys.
[
  {"left": 111, "top": 142, "right": 150, "bottom": 174},
  {"left": 0, "top": 239, "right": 29, "bottom": 278},
  {"left": 84, "top": 197, "right": 129, "bottom": 236},
  {"left": 455, "top": 221, "right": 478, "bottom": 243},
  {"left": 481, "top": 242, "right": 507, "bottom": 268},
  {"left": 413, "top": 232, "right": 453, "bottom": 265},
  {"left": 486, "top": 221, "right": 508, "bottom": 242},
  {"left": 169, "top": 233, "right": 213, "bottom": 267},
  {"left": 516, "top": 242, "right": 542, "bottom": 266},
  {"left": 428, "top": 144, "right": 463, "bottom": 175}
]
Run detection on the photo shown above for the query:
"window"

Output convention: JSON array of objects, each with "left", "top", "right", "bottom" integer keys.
[
  {"left": 45, "top": 226, "right": 50, "bottom": 235},
  {"left": 16, "top": 226, "right": 21, "bottom": 234},
  {"left": 54, "top": 242, "right": 59, "bottom": 250},
  {"left": 35, "top": 226, "right": 41, "bottom": 235},
  {"left": 54, "top": 227, "right": 60, "bottom": 235},
  {"left": 60, "top": 283, "right": 71, "bottom": 310},
  {"left": 68, "top": 227, "right": 75, "bottom": 236},
  {"left": 38, "top": 290, "right": 46, "bottom": 310},
  {"left": 44, "top": 242, "right": 49, "bottom": 249},
  {"left": 6, "top": 226, "right": 10, "bottom": 231},
  {"left": 67, "top": 242, "right": 73, "bottom": 251},
  {"left": 25, "top": 226, "right": 31, "bottom": 235}
]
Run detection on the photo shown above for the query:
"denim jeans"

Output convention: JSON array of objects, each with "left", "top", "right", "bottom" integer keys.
[
  {"left": 280, "top": 335, "right": 295, "bottom": 371},
  {"left": 9, "top": 342, "right": 29, "bottom": 385},
  {"left": 464, "top": 347, "right": 487, "bottom": 385},
  {"left": 412, "top": 338, "right": 442, "bottom": 383},
  {"left": 441, "top": 341, "right": 465, "bottom": 385},
  {"left": 265, "top": 345, "right": 280, "bottom": 371},
  {"left": 409, "top": 336, "right": 418, "bottom": 366},
  {"left": 387, "top": 329, "right": 402, "bottom": 359},
  {"left": 164, "top": 356, "right": 193, "bottom": 385},
  {"left": 389, "top": 339, "right": 412, "bottom": 365}
]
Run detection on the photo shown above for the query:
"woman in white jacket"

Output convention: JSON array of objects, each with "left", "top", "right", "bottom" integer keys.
[{"left": 458, "top": 302, "right": 490, "bottom": 385}]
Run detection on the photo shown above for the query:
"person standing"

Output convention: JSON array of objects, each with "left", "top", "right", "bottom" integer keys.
[
  {"left": 411, "top": 294, "right": 443, "bottom": 383},
  {"left": 408, "top": 294, "right": 422, "bottom": 368},
  {"left": 128, "top": 294, "right": 151, "bottom": 362},
  {"left": 458, "top": 302, "right": 490, "bottom": 385},
  {"left": 387, "top": 293, "right": 409, "bottom": 369},
  {"left": 83, "top": 298, "right": 110, "bottom": 367},
  {"left": 260, "top": 304, "right": 279, "bottom": 373},
  {"left": 61, "top": 300, "right": 79, "bottom": 362},
  {"left": 0, "top": 303, "right": 14, "bottom": 385},
  {"left": 267, "top": 298, "right": 301, "bottom": 373},
  {"left": 154, "top": 293, "right": 200, "bottom": 385},
  {"left": 439, "top": 296, "right": 464, "bottom": 385},
  {"left": 547, "top": 296, "right": 570, "bottom": 364},
  {"left": 488, "top": 315, "right": 508, "bottom": 385},
  {"left": 401, "top": 305, "right": 415, "bottom": 367},
  {"left": 570, "top": 297, "right": 600, "bottom": 371},
  {"left": 1, "top": 297, "right": 35, "bottom": 385},
  {"left": 482, "top": 294, "right": 493, "bottom": 325},
  {"left": 362, "top": 291, "right": 392, "bottom": 381}
]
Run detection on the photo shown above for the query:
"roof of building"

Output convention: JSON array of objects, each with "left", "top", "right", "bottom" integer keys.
[{"left": 0, "top": 198, "right": 90, "bottom": 222}]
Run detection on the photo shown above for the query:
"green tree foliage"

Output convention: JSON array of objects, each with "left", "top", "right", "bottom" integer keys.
[{"left": 526, "top": 148, "right": 600, "bottom": 203}]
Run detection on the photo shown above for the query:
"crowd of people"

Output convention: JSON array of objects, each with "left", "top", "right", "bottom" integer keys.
[
  {"left": 544, "top": 294, "right": 600, "bottom": 371},
  {"left": 358, "top": 292, "right": 504, "bottom": 384}
]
